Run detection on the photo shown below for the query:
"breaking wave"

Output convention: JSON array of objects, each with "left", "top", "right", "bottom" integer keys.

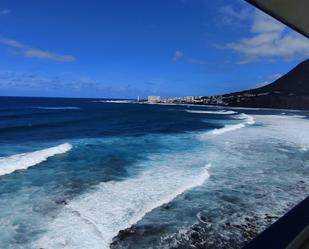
[
  {"left": 34, "top": 107, "right": 81, "bottom": 110},
  {"left": 0, "top": 143, "right": 72, "bottom": 176},
  {"left": 198, "top": 113, "right": 255, "bottom": 138},
  {"left": 210, "top": 114, "right": 255, "bottom": 135},
  {"left": 235, "top": 113, "right": 255, "bottom": 125},
  {"left": 33, "top": 164, "right": 210, "bottom": 249},
  {"left": 211, "top": 123, "right": 246, "bottom": 135},
  {"left": 186, "top": 110, "right": 237, "bottom": 115},
  {"left": 96, "top": 100, "right": 135, "bottom": 104}
]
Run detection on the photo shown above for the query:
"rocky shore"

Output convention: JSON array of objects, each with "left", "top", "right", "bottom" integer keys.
[{"left": 110, "top": 211, "right": 283, "bottom": 249}]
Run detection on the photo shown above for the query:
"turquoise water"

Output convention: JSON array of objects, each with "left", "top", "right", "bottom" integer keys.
[{"left": 0, "top": 97, "right": 308, "bottom": 249}]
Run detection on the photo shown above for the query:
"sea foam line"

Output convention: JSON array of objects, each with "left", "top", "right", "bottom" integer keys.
[
  {"left": 186, "top": 110, "right": 237, "bottom": 115},
  {"left": 210, "top": 114, "right": 255, "bottom": 135},
  {"left": 0, "top": 143, "right": 72, "bottom": 176},
  {"left": 198, "top": 113, "right": 255, "bottom": 138},
  {"left": 33, "top": 164, "right": 210, "bottom": 249},
  {"left": 94, "top": 100, "right": 135, "bottom": 104},
  {"left": 34, "top": 107, "right": 80, "bottom": 110}
]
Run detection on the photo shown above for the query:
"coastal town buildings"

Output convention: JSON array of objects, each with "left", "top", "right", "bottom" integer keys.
[{"left": 147, "top": 96, "right": 161, "bottom": 103}]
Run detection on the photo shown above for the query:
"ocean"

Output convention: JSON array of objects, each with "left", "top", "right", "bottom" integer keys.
[{"left": 0, "top": 96, "right": 308, "bottom": 249}]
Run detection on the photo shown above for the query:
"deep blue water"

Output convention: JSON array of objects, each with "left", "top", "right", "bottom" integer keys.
[{"left": 0, "top": 97, "right": 308, "bottom": 249}]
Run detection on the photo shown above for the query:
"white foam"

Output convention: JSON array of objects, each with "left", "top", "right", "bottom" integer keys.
[
  {"left": 211, "top": 123, "right": 246, "bottom": 135},
  {"left": 35, "top": 107, "right": 80, "bottom": 110},
  {"left": 97, "top": 100, "right": 135, "bottom": 104},
  {"left": 205, "top": 113, "right": 309, "bottom": 151},
  {"left": 0, "top": 143, "right": 72, "bottom": 176},
  {"left": 250, "top": 114, "right": 309, "bottom": 150},
  {"left": 33, "top": 164, "right": 210, "bottom": 249},
  {"left": 186, "top": 110, "right": 237, "bottom": 115},
  {"left": 235, "top": 113, "right": 255, "bottom": 125},
  {"left": 201, "top": 113, "right": 255, "bottom": 136}
]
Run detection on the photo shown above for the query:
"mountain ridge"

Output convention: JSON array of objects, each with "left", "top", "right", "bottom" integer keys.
[{"left": 201, "top": 59, "right": 309, "bottom": 110}]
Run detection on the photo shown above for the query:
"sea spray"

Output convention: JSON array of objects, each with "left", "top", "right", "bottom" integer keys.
[
  {"left": 198, "top": 113, "right": 255, "bottom": 138},
  {"left": 186, "top": 110, "right": 237, "bottom": 115},
  {"left": 0, "top": 143, "right": 72, "bottom": 176},
  {"left": 33, "top": 165, "right": 210, "bottom": 249}
]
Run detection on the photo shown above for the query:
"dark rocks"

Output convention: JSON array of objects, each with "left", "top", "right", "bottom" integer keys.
[
  {"left": 190, "top": 231, "right": 200, "bottom": 240},
  {"left": 162, "top": 203, "right": 172, "bottom": 210},
  {"left": 111, "top": 210, "right": 281, "bottom": 249},
  {"left": 55, "top": 198, "right": 68, "bottom": 205},
  {"left": 110, "top": 226, "right": 136, "bottom": 246},
  {"left": 115, "top": 227, "right": 136, "bottom": 241},
  {"left": 196, "top": 213, "right": 208, "bottom": 224}
]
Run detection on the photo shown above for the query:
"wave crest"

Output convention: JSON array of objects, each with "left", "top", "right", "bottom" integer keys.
[
  {"left": 0, "top": 143, "right": 72, "bottom": 176},
  {"left": 199, "top": 113, "right": 255, "bottom": 138},
  {"left": 34, "top": 107, "right": 80, "bottom": 110},
  {"left": 211, "top": 114, "right": 255, "bottom": 135},
  {"left": 95, "top": 100, "right": 134, "bottom": 104},
  {"left": 186, "top": 110, "right": 237, "bottom": 115},
  {"left": 33, "top": 165, "right": 210, "bottom": 249}
]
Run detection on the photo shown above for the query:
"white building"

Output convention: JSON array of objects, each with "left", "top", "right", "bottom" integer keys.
[{"left": 148, "top": 96, "right": 161, "bottom": 103}]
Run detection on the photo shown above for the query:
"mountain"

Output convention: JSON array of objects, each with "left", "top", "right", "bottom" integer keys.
[{"left": 202, "top": 59, "right": 309, "bottom": 110}]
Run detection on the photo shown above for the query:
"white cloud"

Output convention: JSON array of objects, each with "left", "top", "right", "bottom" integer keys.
[
  {"left": 0, "top": 71, "right": 135, "bottom": 93},
  {"left": 255, "top": 73, "right": 283, "bottom": 88},
  {"left": 0, "top": 37, "right": 23, "bottom": 48},
  {"left": 271, "top": 73, "right": 283, "bottom": 80},
  {"left": 218, "top": 4, "right": 252, "bottom": 29},
  {"left": 220, "top": 5, "right": 251, "bottom": 21},
  {"left": 226, "top": 10, "right": 309, "bottom": 63},
  {"left": 0, "top": 37, "right": 76, "bottom": 62},
  {"left": 0, "top": 9, "right": 10, "bottom": 16},
  {"left": 173, "top": 50, "right": 184, "bottom": 60},
  {"left": 251, "top": 11, "right": 284, "bottom": 33},
  {"left": 24, "top": 48, "right": 75, "bottom": 62},
  {"left": 0, "top": 70, "right": 156, "bottom": 98},
  {"left": 173, "top": 50, "right": 206, "bottom": 65}
]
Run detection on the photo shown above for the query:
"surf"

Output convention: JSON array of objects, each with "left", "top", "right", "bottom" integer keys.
[
  {"left": 198, "top": 113, "right": 255, "bottom": 138},
  {"left": 34, "top": 107, "right": 81, "bottom": 110},
  {"left": 33, "top": 164, "right": 210, "bottom": 249},
  {"left": 185, "top": 110, "right": 237, "bottom": 115},
  {"left": 0, "top": 143, "right": 72, "bottom": 176}
]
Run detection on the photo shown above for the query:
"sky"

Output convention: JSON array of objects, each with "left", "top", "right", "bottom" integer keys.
[{"left": 0, "top": 0, "right": 308, "bottom": 99}]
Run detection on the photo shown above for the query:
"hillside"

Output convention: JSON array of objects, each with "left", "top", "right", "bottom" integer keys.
[{"left": 202, "top": 59, "right": 309, "bottom": 110}]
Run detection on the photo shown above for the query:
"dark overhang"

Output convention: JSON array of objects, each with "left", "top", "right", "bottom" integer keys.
[{"left": 245, "top": 0, "right": 309, "bottom": 38}]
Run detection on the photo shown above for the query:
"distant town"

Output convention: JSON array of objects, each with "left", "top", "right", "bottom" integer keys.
[
  {"left": 146, "top": 95, "right": 225, "bottom": 105},
  {"left": 141, "top": 59, "right": 309, "bottom": 110}
]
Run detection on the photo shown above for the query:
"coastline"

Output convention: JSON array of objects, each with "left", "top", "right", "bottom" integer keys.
[
  {"left": 1, "top": 98, "right": 308, "bottom": 249},
  {"left": 132, "top": 100, "right": 309, "bottom": 113},
  {"left": 110, "top": 112, "right": 309, "bottom": 249}
]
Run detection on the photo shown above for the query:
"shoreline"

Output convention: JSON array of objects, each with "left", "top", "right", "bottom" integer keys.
[{"left": 134, "top": 101, "right": 309, "bottom": 113}]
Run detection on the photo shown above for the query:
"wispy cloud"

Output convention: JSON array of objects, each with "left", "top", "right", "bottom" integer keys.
[
  {"left": 225, "top": 10, "right": 309, "bottom": 63},
  {"left": 173, "top": 50, "right": 184, "bottom": 61},
  {"left": 220, "top": 5, "right": 250, "bottom": 21},
  {"left": 255, "top": 73, "right": 283, "bottom": 87},
  {"left": 217, "top": 4, "right": 252, "bottom": 30},
  {"left": 0, "top": 71, "right": 147, "bottom": 97},
  {"left": 0, "top": 37, "right": 76, "bottom": 62},
  {"left": 173, "top": 50, "right": 206, "bottom": 65},
  {"left": 0, "top": 9, "right": 10, "bottom": 16},
  {"left": 23, "top": 48, "right": 75, "bottom": 62},
  {"left": 219, "top": 5, "right": 251, "bottom": 23}
]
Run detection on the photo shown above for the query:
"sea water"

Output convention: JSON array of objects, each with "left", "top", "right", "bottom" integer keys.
[{"left": 0, "top": 97, "right": 308, "bottom": 249}]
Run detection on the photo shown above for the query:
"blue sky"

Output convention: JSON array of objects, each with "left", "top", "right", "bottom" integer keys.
[{"left": 0, "top": 0, "right": 308, "bottom": 98}]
